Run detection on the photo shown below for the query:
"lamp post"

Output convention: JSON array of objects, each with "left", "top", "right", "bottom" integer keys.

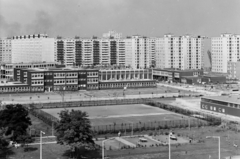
[
  {"left": 206, "top": 136, "right": 220, "bottom": 159},
  {"left": 51, "top": 121, "right": 54, "bottom": 136},
  {"left": 131, "top": 122, "right": 133, "bottom": 136},
  {"left": 102, "top": 137, "right": 115, "bottom": 159},
  {"left": 40, "top": 131, "right": 45, "bottom": 159},
  {"left": 188, "top": 117, "right": 191, "bottom": 131},
  {"left": 169, "top": 131, "right": 171, "bottom": 159}
]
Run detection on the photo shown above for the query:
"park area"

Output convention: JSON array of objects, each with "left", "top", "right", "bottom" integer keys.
[
  {"left": 41, "top": 104, "right": 207, "bottom": 133},
  {"left": 42, "top": 104, "right": 197, "bottom": 125},
  {"left": 4, "top": 114, "right": 240, "bottom": 159}
]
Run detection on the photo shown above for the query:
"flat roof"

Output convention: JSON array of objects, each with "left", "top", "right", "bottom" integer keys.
[
  {"left": 21, "top": 67, "right": 99, "bottom": 72},
  {"left": 202, "top": 74, "right": 226, "bottom": 77},
  {"left": 154, "top": 68, "right": 202, "bottom": 73},
  {"left": 203, "top": 95, "right": 240, "bottom": 105},
  {"left": 99, "top": 79, "right": 155, "bottom": 83},
  {"left": 182, "top": 76, "right": 200, "bottom": 79}
]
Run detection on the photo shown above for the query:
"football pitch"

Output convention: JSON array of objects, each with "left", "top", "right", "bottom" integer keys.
[{"left": 41, "top": 104, "right": 186, "bottom": 126}]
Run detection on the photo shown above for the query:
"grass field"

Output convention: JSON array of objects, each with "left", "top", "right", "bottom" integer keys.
[{"left": 41, "top": 104, "right": 186, "bottom": 126}]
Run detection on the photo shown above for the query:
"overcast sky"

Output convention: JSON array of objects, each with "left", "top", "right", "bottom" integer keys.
[{"left": 0, "top": 0, "right": 240, "bottom": 38}]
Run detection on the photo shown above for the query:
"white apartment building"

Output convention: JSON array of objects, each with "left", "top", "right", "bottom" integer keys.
[
  {"left": 212, "top": 34, "right": 240, "bottom": 73},
  {"left": 99, "top": 39, "right": 111, "bottom": 65},
  {"left": 155, "top": 34, "right": 205, "bottom": 70},
  {"left": 103, "top": 30, "right": 122, "bottom": 39},
  {"left": 82, "top": 39, "right": 94, "bottom": 66},
  {"left": 0, "top": 38, "right": 12, "bottom": 64},
  {"left": 11, "top": 34, "right": 55, "bottom": 63},
  {"left": 62, "top": 39, "right": 76, "bottom": 67},
  {"left": 124, "top": 36, "right": 152, "bottom": 69},
  {"left": 116, "top": 39, "right": 126, "bottom": 66}
]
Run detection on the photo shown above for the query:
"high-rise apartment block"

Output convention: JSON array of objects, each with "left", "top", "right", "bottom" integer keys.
[
  {"left": 0, "top": 38, "right": 12, "bottom": 64},
  {"left": 11, "top": 34, "right": 55, "bottom": 63},
  {"left": 103, "top": 30, "right": 122, "bottom": 39},
  {"left": 0, "top": 32, "right": 208, "bottom": 72},
  {"left": 54, "top": 35, "right": 155, "bottom": 69},
  {"left": 211, "top": 34, "right": 240, "bottom": 73},
  {"left": 155, "top": 34, "right": 205, "bottom": 70}
]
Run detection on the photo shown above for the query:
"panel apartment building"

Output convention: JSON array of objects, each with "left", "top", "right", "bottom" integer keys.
[
  {"left": 11, "top": 34, "right": 55, "bottom": 63},
  {"left": 155, "top": 34, "right": 205, "bottom": 70},
  {"left": 55, "top": 35, "right": 155, "bottom": 69},
  {"left": 211, "top": 34, "right": 240, "bottom": 74},
  {"left": 0, "top": 38, "right": 12, "bottom": 64}
]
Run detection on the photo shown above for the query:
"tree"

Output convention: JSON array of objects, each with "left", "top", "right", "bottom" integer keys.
[
  {"left": 0, "top": 127, "right": 14, "bottom": 149},
  {"left": 0, "top": 127, "right": 14, "bottom": 158},
  {"left": 55, "top": 109, "right": 95, "bottom": 158},
  {"left": 0, "top": 104, "right": 31, "bottom": 142}
]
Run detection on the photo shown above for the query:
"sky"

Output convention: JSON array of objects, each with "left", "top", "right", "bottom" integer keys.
[{"left": 0, "top": 0, "right": 240, "bottom": 66}]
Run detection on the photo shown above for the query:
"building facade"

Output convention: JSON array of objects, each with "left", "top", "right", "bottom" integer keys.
[
  {"left": 211, "top": 34, "right": 240, "bottom": 73},
  {"left": 0, "top": 38, "right": 12, "bottom": 64},
  {"left": 155, "top": 34, "right": 205, "bottom": 70},
  {"left": 227, "top": 61, "right": 240, "bottom": 80},
  {"left": 103, "top": 30, "right": 122, "bottom": 39},
  {"left": 11, "top": 34, "right": 55, "bottom": 63},
  {"left": 0, "top": 62, "right": 60, "bottom": 80},
  {"left": 0, "top": 67, "right": 156, "bottom": 94},
  {"left": 201, "top": 96, "right": 240, "bottom": 118},
  {"left": 153, "top": 68, "right": 203, "bottom": 83}
]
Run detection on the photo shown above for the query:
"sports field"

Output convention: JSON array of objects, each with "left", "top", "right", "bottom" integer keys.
[{"left": 42, "top": 104, "right": 185, "bottom": 126}]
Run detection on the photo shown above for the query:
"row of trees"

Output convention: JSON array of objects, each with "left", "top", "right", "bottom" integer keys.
[
  {"left": 1, "top": 104, "right": 96, "bottom": 158},
  {"left": 0, "top": 104, "right": 32, "bottom": 157}
]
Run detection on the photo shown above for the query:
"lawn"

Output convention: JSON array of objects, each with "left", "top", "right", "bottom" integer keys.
[
  {"left": 95, "top": 138, "right": 126, "bottom": 150},
  {"left": 41, "top": 104, "right": 190, "bottom": 127}
]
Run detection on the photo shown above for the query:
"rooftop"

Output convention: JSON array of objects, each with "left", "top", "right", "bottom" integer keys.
[
  {"left": 203, "top": 95, "right": 240, "bottom": 105},
  {"left": 154, "top": 68, "right": 202, "bottom": 73},
  {"left": 23, "top": 67, "right": 98, "bottom": 72},
  {"left": 182, "top": 76, "right": 200, "bottom": 79}
]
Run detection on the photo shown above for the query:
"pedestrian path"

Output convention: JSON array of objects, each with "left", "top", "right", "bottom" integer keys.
[{"left": 115, "top": 137, "right": 136, "bottom": 148}]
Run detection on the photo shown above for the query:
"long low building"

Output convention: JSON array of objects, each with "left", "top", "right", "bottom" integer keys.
[
  {"left": 201, "top": 95, "right": 240, "bottom": 118},
  {"left": 0, "top": 67, "right": 156, "bottom": 94}
]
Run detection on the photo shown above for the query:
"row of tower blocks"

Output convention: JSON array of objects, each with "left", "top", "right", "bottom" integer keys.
[{"left": 1, "top": 31, "right": 240, "bottom": 73}]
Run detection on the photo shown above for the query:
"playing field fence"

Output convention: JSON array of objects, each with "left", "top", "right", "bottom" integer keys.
[
  {"left": 26, "top": 97, "right": 222, "bottom": 136},
  {"left": 23, "top": 98, "right": 152, "bottom": 109},
  {"left": 92, "top": 118, "right": 208, "bottom": 134}
]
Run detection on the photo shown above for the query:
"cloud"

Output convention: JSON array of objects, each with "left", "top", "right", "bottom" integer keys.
[
  {"left": 25, "top": 11, "right": 53, "bottom": 34},
  {"left": 0, "top": 15, "right": 22, "bottom": 37}
]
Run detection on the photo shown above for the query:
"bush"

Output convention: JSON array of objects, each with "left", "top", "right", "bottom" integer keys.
[{"left": 148, "top": 132, "right": 153, "bottom": 136}]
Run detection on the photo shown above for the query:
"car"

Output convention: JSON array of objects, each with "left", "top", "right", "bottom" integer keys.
[{"left": 139, "top": 138, "right": 148, "bottom": 142}]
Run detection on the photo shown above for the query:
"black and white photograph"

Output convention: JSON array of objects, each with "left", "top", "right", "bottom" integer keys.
[{"left": 0, "top": 0, "right": 240, "bottom": 158}]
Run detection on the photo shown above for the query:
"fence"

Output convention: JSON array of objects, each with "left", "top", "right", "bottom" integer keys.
[
  {"left": 92, "top": 119, "right": 208, "bottom": 134},
  {"left": 23, "top": 98, "right": 153, "bottom": 109},
  {"left": 26, "top": 98, "right": 221, "bottom": 136}
]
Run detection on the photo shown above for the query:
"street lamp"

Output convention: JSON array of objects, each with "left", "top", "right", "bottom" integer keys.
[
  {"left": 102, "top": 137, "right": 115, "bottom": 159},
  {"left": 188, "top": 117, "right": 191, "bottom": 131},
  {"left": 206, "top": 136, "right": 220, "bottom": 159},
  {"left": 40, "top": 131, "right": 45, "bottom": 159},
  {"left": 51, "top": 121, "right": 54, "bottom": 136},
  {"left": 169, "top": 131, "right": 172, "bottom": 159}
]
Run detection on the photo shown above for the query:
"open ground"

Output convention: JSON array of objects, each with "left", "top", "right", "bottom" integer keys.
[
  {"left": 0, "top": 85, "right": 197, "bottom": 104},
  {"left": 41, "top": 104, "right": 189, "bottom": 127}
]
